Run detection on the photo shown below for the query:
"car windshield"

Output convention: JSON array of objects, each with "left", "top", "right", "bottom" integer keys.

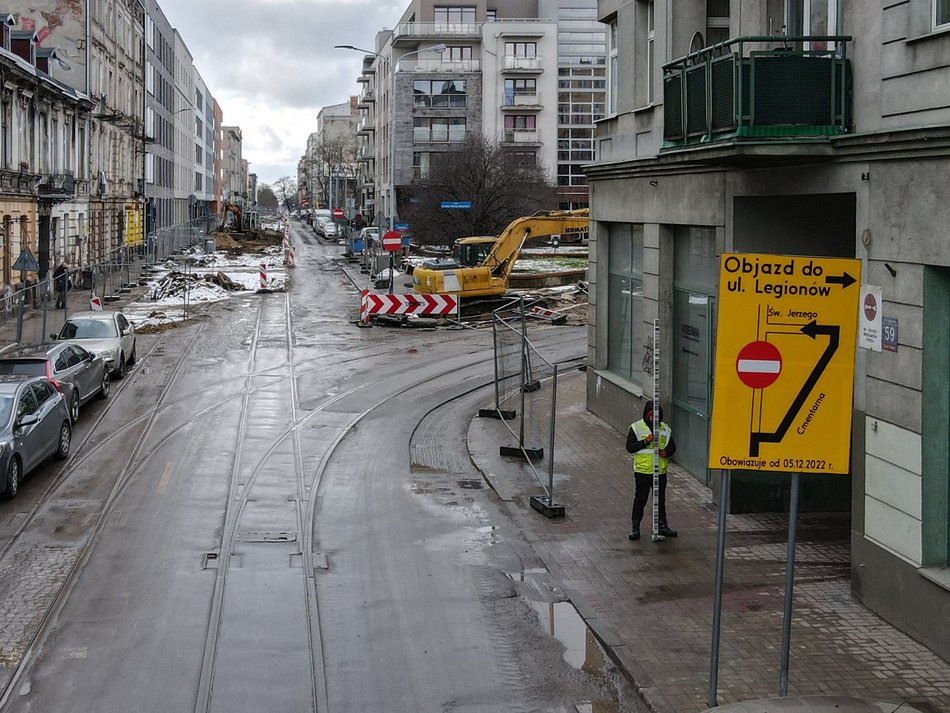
[
  {"left": 59, "top": 319, "right": 117, "bottom": 339},
  {"left": 0, "top": 395, "right": 12, "bottom": 426},
  {"left": 0, "top": 360, "right": 45, "bottom": 376}
]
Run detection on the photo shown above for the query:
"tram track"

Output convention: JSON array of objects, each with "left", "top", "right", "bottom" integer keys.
[{"left": 0, "top": 249, "right": 587, "bottom": 712}]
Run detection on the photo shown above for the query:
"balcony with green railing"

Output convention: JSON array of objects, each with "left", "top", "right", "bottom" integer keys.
[{"left": 662, "top": 36, "right": 851, "bottom": 152}]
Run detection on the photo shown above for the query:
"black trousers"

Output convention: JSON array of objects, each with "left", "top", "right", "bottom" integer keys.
[{"left": 631, "top": 472, "right": 668, "bottom": 529}]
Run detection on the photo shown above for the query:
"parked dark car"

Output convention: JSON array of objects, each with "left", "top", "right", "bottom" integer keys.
[
  {"left": 0, "top": 375, "right": 72, "bottom": 500},
  {"left": 53, "top": 310, "right": 136, "bottom": 378},
  {"left": 0, "top": 343, "right": 110, "bottom": 423}
]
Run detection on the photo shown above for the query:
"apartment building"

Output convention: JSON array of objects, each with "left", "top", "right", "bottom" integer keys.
[
  {"left": 192, "top": 70, "right": 215, "bottom": 225},
  {"left": 87, "top": 0, "right": 145, "bottom": 262},
  {"left": 172, "top": 29, "right": 193, "bottom": 224},
  {"left": 144, "top": 0, "right": 176, "bottom": 232},
  {"left": 354, "top": 1, "right": 605, "bottom": 226},
  {"left": 308, "top": 98, "right": 359, "bottom": 211},
  {"left": 0, "top": 16, "right": 91, "bottom": 288},
  {"left": 0, "top": 3, "right": 239, "bottom": 295},
  {"left": 584, "top": 0, "right": 950, "bottom": 660},
  {"left": 221, "top": 126, "right": 244, "bottom": 205}
]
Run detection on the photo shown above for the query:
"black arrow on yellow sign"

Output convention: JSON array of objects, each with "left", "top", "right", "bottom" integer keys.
[
  {"left": 825, "top": 272, "right": 856, "bottom": 289},
  {"left": 749, "top": 321, "right": 840, "bottom": 457}
]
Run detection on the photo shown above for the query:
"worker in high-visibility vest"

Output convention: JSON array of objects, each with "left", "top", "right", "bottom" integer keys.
[{"left": 625, "top": 400, "right": 678, "bottom": 541}]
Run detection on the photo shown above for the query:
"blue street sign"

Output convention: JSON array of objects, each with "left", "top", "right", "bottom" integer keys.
[
  {"left": 395, "top": 223, "right": 409, "bottom": 231},
  {"left": 440, "top": 201, "right": 472, "bottom": 209}
]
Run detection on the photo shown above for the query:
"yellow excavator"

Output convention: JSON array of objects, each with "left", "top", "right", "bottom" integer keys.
[
  {"left": 218, "top": 202, "right": 243, "bottom": 232},
  {"left": 412, "top": 209, "right": 589, "bottom": 298}
]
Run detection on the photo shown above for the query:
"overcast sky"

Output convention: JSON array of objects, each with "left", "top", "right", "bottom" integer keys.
[{"left": 158, "top": 0, "right": 406, "bottom": 187}]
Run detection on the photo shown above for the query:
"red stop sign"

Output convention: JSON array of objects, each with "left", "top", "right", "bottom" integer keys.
[
  {"left": 382, "top": 230, "right": 403, "bottom": 251},
  {"left": 332, "top": 208, "right": 344, "bottom": 219},
  {"left": 736, "top": 341, "right": 783, "bottom": 389}
]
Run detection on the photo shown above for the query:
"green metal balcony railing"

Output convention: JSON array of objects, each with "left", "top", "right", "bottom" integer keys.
[{"left": 662, "top": 36, "right": 851, "bottom": 149}]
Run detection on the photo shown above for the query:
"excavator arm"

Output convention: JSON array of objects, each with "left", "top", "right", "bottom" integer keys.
[{"left": 413, "top": 209, "right": 588, "bottom": 298}]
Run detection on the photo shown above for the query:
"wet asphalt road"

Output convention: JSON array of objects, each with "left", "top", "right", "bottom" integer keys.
[{"left": 0, "top": 223, "right": 633, "bottom": 712}]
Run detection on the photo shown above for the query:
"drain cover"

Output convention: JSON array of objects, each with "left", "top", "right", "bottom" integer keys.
[{"left": 458, "top": 480, "right": 484, "bottom": 490}]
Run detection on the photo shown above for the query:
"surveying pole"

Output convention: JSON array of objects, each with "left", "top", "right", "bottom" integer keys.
[{"left": 651, "top": 319, "right": 665, "bottom": 543}]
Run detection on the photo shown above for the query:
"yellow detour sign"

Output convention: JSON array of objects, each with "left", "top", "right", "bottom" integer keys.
[{"left": 708, "top": 253, "right": 862, "bottom": 474}]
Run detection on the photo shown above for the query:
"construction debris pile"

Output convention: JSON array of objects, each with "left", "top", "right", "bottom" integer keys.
[
  {"left": 521, "top": 282, "right": 589, "bottom": 326},
  {"left": 150, "top": 271, "right": 247, "bottom": 302}
]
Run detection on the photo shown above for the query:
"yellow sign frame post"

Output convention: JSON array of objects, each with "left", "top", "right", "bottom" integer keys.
[{"left": 706, "top": 252, "right": 861, "bottom": 703}]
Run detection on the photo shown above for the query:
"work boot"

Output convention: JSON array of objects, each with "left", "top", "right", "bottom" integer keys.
[
  {"left": 628, "top": 529, "right": 640, "bottom": 541},
  {"left": 657, "top": 524, "right": 678, "bottom": 537}
]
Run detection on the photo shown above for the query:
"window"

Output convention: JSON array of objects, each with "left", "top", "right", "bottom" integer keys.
[
  {"left": 195, "top": 144, "right": 202, "bottom": 163},
  {"left": 608, "top": 19, "right": 618, "bottom": 113},
  {"left": 445, "top": 46, "right": 472, "bottom": 61},
  {"left": 195, "top": 172, "right": 202, "bottom": 191},
  {"left": 504, "top": 115, "right": 536, "bottom": 130},
  {"left": 936, "top": 0, "right": 950, "bottom": 27},
  {"left": 504, "top": 78, "right": 537, "bottom": 105},
  {"left": 706, "top": 0, "right": 730, "bottom": 47},
  {"left": 505, "top": 42, "right": 537, "bottom": 57},
  {"left": 195, "top": 117, "right": 202, "bottom": 137},
  {"left": 413, "top": 80, "right": 466, "bottom": 108},
  {"left": 486, "top": 9, "right": 496, "bottom": 21},
  {"left": 434, "top": 6, "right": 475, "bottom": 23},
  {"left": 607, "top": 223, "right": 645, "bottom": 385},
  {"left": 647, "top": 1, "right": 655, "bottom": 103},
  {"left": 195, "top": 89, "right": 203, "bottom": 112},
  {"left": 413, "top": 118, "right": 466, "bottom": 142},
  {"left": 16, "top": 389, "right": 38, "bottom": 420},
  {"left": 31, "top": 380, "right": 55, "bottom": 406},
  {"left": 412, "top": 151, "right": 430, "bottom": 179}
]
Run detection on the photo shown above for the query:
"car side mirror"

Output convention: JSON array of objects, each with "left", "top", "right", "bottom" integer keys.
[
  {"left": 16, "top": 413, "right": 39, "bottom": 429},
  {"left": 49, "top": 333, "right": 57, "bottom": 340}
]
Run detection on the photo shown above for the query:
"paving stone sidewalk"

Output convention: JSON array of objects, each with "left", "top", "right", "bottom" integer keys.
[{"left": 468, "top": 368, "right": 950, "bottom": 713}]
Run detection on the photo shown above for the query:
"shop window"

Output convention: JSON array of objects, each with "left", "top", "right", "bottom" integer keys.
[{"left": 606, "top": 223, "right": 644, "bottom": 385}]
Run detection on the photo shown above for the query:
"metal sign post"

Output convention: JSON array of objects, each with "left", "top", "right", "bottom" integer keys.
[
  {"left": 779, "top": 471, "right": 802, "bottom": 696},
  {"left": 708, "top": 470, "right": 730, "bottom": 708},
  {"left": 651, "top": 319, "right": 665, "bottom": 543}
]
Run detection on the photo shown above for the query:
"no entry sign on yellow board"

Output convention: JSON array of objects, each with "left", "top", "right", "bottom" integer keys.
[{"left": 708, "top": 253, "right": 862, "bottom": 474}]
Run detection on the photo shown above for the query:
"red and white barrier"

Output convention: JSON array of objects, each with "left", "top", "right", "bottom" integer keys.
[
  {"left": 528, "top": 305, "right": 566, "bottom": 324},
  {"left": 256, "top": 262, "right": 272, "bottom": 294},
  {"left": 286, "top": 245, "right": 296, "bottom": 268},
  {"left": 90, "top": 295, "right": 103, "bottom": 311},
  {"left": 360, "top": 290, "right": 459, "bottom": 324}
]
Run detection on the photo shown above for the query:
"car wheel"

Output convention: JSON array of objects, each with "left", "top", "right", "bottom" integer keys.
[
  {"left": 127, "top": 342, "right": 137, "bottom": 365},
  {"left": 97, "top": 368, "right": 111, "bottom": 399},
  {"left": 2, "top": 457, "right": 20, "bottom": 500},
  {"left": 115, "top": 352, "right": 127, "bottom": 379},
  {"left": 69, "top": 391, "right": 80, "bottom": 423},
  {"left": 56, "top": 421, "right": 71, "bottom": 460}
]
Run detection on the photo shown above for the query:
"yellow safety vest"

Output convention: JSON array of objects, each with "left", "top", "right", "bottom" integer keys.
[{"left": 631, "top": 420, "right": 671, "bottom": 474}]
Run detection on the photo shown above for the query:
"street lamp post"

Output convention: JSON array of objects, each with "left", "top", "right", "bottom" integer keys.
[
  {"left": 335, "top": 42, "right": 446, "bottom": 235},
  {"left": 336, "top": 43, "right": 446, "bottom": 294}
]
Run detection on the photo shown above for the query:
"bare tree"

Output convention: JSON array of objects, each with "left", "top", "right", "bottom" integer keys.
[
  {"left": 257, "top": 186, "right": 279, "bottom": 210},
  {"left": 400, "top": 134, "right": 557, "bottom": 246},
  {"left": 310, "top": 136, "right": 359, "bottom": 208},
  {"left": 271, "top": 177, "right": 297, "bottom": 211}
]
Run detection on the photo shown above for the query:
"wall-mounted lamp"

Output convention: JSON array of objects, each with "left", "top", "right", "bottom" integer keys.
[{"left": 884, "top": 263, "right": 897, "bottom": 277}]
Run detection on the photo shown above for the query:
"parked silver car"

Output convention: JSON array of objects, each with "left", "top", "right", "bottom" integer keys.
[
  {"left": 53, "top": 311, "right": 136, "bottom": 378},
  {"left": 0, "top": 375, "right": 72, "bottom": 500},
  {"left": 0, "top": 343, "right": 110, "bottom": 422}
]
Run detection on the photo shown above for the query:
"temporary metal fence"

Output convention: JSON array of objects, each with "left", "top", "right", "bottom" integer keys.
[
  {"left": 1, "top": 217, "right": 207, "bottom": 343},
  {"left": 483, "top": 297, "right": 564, "bottom": 517}
]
